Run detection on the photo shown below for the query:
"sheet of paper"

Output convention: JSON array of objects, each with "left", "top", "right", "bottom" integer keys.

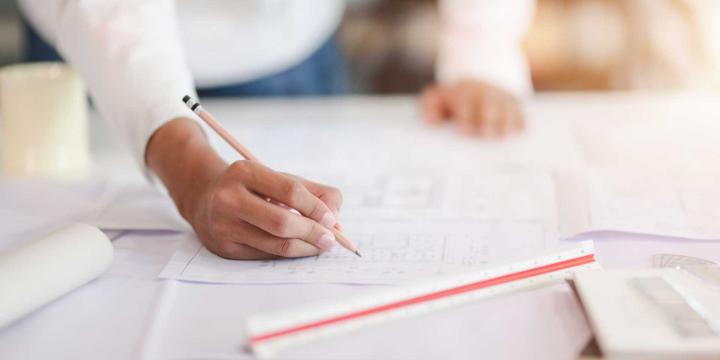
[
  {"left": 89, "top": 184, "right": 189, "bottom": 232},
  {"left": 160, "top": 219, "right": 550, "bottom": 284},
  {"left": 567, "top": 107, "right": 720, "bottom": 240},
  {"left": 0, "top": 178, "right": 116, "bottom": 251},
  {"left": 559, "top": 167, "right": 720, "bottom": 240},
  {"left": 321, "top": 167, "right": 558, "bottom": 224},
  {"left": 0, "top": 177, "right": 110, "bottom": 221},
  {"left": 0, "top": 177, "right": 186, "bottom": 234},
  {"left": 159, "top": 168, "right": 557, "bottom": 284}
]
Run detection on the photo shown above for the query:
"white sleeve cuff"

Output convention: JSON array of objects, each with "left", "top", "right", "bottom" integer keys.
[{"left": 436, "top": 0, "right": 536, "bottom": 97}]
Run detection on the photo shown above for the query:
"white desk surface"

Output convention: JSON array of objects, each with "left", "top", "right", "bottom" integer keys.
[{"left": 1, "top": 94, "right": 720, "bottom": 359}]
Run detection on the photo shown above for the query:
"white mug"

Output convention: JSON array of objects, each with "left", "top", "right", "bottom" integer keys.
[{"left": 0, "top": 62, "right": 90, "bottom": 179}]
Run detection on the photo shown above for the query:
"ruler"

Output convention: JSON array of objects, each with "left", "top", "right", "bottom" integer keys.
[
  {"left": 652, "top": 253, "right": 717, "bottom": 268},
  {"left": 245, "top": 241, "right": 598, "bottom": 358}
]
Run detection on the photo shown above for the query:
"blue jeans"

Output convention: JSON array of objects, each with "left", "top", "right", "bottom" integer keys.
[{"left": 23, "top": 19, "right": 349, "bottom": 97}]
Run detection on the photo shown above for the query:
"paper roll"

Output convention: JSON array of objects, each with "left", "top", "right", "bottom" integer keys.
[{"left": 0, "top": 223, "right": 113, "bottom": 328}]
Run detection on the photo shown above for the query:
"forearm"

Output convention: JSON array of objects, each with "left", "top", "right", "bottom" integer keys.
[
  {"left": 20, "top": 0, "right": 198, "bottom": 173},
  {"left": 146, "top": 118, "right": 226, "bottom": 221}
]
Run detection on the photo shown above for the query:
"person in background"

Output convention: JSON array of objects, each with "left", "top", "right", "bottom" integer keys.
[{"left": 19, "top": 0, "right": 535, "bottom": 260}]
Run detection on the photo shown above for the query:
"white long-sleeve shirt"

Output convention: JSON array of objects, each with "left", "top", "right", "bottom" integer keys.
[{"left": 19, "top": 0, "right": 534, "bottom": 175}]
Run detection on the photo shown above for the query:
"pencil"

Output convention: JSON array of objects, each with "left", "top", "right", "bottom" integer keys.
[{"left": 182, "top": 95, "right": 360, "bottom": 257}]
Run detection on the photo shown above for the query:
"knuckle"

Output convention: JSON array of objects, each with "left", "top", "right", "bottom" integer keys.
[
  {"left": 309, "top": 199, "right": 325, "bottom": 218},
  {"left": 227, "top": 160, "right": 248, "bottom": 176},
  {"left": 245, "top": 160, "right": 263, "bottom": 175},
  {"left": 304, "top": 222, "right": 319, "bottom": 242},
  {"left": 228, "top": 160, "right": 260, "bottom": 181},
  {"left": 328, "top": 187, "right": 343, "bottom": 204},
  {"left": 269, "top": 213, "right": 293, "bottom": 237},
  {"left": 283, "top": 179, "right": 304, "bottom": 201}
]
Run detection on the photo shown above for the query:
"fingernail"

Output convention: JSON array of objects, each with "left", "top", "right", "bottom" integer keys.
[
  {"left": 320, "top": 212, "right": 336, "bottom": 228},
  {"left": 317, "top": 231, "right": 336, "bottom": 251}
]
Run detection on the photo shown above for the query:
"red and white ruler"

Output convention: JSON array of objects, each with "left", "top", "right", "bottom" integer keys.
[{"left": 246, "top": 241, "right": 598, "bottom": 358}]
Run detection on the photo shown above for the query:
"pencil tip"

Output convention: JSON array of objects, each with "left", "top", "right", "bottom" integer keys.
[{"left": 354, "top": 250, "right": 362, "bottom": 257}]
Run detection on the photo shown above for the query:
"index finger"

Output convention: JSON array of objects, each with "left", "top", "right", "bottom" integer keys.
[
  {"left": 243, "top": 163, "right": 337, "bottom": 228},
  {"left": 288, "top": 175, "right": 343, "bottom": 217}
]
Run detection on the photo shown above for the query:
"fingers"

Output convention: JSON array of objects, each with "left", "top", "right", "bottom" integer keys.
[
  {"left": 196, "top": 161, "right": 348, "bottom": 260},
  {"left": 205, "top": 240, "right": 280, "bottom": 260},
  {"left": 237, "top": 162, "right": 337, "bottom": 228},
  {"left": 498, "top": 107, "right": 512, "bottom": 138},
  {"left": 291, "top": 175, "right": 343, "bottom": 216},
  {"left": 509, "top": 99, "right": 526, "bottom": 133},
  {"left": 419, "top": 86, "right": 450, "bottom": 124},
  {"left": 448, "top": 89, "right": 477, "bottom": 136},
  {"left": 494, "top": 96, "right": 524, "bottom": 137},
  {"left": 225, "top": 225, "right": 323, "bottom": 258},
  {"left": 206, "top": 228, "right": 321, "bottom": 260},
  {"left": 440, "top": 81, "right": 525, "bottom": 139},
  {"left": 477, "top": 96, "right": 501, "bottom": 138},
  {"left": 232, "top": 190, "right": 337, "bottom": 252}
]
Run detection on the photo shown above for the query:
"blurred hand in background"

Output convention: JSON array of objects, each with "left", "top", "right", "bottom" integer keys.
[{"left": 420, "top": 80, "right": 524, "bottom": 139}]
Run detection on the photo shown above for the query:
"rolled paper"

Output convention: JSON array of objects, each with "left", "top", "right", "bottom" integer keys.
[{"left": 0, "top": 223, "right": 113, "bottom": 328}]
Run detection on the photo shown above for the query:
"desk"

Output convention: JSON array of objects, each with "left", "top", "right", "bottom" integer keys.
[{"left": 1, "top": 94, "right": 720, "bottom": 359}]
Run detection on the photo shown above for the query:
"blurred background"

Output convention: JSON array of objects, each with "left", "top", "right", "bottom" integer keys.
[
  {"left": 1, "top": 0, "right": 719, "bottom": 93},
  {"left": 0, "top": 0, "right": 20, "bottom": 67}
]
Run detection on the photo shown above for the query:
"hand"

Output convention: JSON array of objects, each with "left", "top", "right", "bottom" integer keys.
[
  {"left": 147, "top": 118, "right": 343, "bottom": 260},
  {"left": 191, "top": 161, "right": 343, "bottom": 259},
  {"left": 420, "top": 80, "right": 525, "bottom": 139}
]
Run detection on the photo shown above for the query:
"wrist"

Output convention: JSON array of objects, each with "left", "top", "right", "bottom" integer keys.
[{"left": 146, "top": 118, "right": 226, "bottom": 221}]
